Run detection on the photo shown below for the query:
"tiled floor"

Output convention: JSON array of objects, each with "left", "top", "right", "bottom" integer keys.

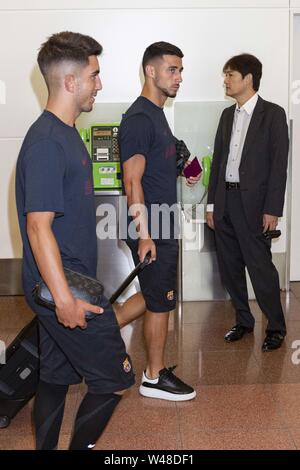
[{"left": 0, "top": 284, "right": 300, "bottom": 450}]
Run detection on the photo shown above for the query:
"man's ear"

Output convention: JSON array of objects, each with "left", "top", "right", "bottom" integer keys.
[
  {"left": 64, "top": 73, "right": 76, "bottom": 93},
  {"left": 145, "top": 63, "right": 155, "bottom": 79},
  {"left": 244, "top": 72, "right": 253, "bottom": 88}
]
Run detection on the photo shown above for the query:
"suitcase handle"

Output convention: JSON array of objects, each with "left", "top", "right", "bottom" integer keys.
[
  {"left": 139, "top": 251, "right": 152, "bottom": 269},
  {"left": 109, "top": 251, "right": 151, "bottom": 304}
]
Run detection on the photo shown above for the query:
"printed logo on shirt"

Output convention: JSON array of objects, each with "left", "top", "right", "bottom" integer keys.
[
  {"left": 165, "top": 143, "right": 176, "bottom": 159},
  {"left": 84, "top": 178, "right": 93, "bottom": 196},
  {"left": 123, "top": 356, "right": 132, "bottom": 373}
]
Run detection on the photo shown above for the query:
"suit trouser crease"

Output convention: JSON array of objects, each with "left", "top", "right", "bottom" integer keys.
[{"left": 214, "top": 190, "right": 286, "bottom": 334}]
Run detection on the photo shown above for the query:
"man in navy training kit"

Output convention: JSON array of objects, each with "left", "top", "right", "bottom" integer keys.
[
  {"left": 15, "top": 31, "right": 134, "bottom": 450},
  {"left": 117, "top": 42, "right": 200, "bottom": 401}
]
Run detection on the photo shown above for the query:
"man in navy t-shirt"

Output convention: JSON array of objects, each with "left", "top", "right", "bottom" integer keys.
[
  {"left": 15, "top": 31, "right": 134, "bottom": 450},
  {"left": 117, "top": 42, "right": 200, "bottom": 402}
]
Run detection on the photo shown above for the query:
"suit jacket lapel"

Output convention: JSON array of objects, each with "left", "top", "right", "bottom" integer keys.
[
  {"left": 240, "top": 96, "right": 264, "bottom": 164},
  {"left": 224, "top": 105, "right": 235, "bottom": 157}
]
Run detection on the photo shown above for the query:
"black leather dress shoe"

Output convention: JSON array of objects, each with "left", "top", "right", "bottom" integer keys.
[
  {"left": 262, "top": 332, "right": 284, "bottom": 352},
  {"left": 224, "top": 324, "right": 254, "bottom": 342}
]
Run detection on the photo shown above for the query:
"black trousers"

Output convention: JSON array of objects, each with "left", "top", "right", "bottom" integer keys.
[{"left": 214, "top": 189, "right": 286, "bottom": 335}]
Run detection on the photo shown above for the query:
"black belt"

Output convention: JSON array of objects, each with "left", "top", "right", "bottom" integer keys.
[{"left": 226, "top": 182, "right": 240, "bottom": 190}]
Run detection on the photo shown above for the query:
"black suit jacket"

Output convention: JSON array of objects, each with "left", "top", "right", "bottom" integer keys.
[{"left": 207, "top": 96, "right": 289, "bottom": 232}]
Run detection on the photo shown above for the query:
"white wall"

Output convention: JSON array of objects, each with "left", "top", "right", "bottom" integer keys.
[
  {"left": 0, "top": 1, "right": 290, "bottom": 258},
  {"left": 0, "top": 1, "right": 290, "bottom": 10},
  {"left": 290, "top": 13, "right": 300, "bottom": 280}
]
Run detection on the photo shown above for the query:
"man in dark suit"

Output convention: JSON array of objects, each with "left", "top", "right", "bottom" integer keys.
[{"left": 206, "top": 53, "right": 289, "bottom": 351}]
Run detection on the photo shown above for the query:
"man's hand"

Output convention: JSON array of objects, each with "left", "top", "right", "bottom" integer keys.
[
  {"left": 263, "top": 214, "right": 278, "bottom": 232},
  {"left": 185, "top": 174, "right": 201, "bottom": 186},
  {"left": 206, "top": 211, "right": 215, "bottom": 230},
  {"left": 183, "top": 161, "right": 202, "bottom": 187},
  {"left": 56, "top": 298, "right": 103, "bottom": 330},
  {"left": 138, "top": 238, "right": 156, "bottom": 264}
]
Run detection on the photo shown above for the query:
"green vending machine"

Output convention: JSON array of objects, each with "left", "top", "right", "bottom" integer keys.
[{"left": 80, "top": 123, "right": 122, "bottom": 190}]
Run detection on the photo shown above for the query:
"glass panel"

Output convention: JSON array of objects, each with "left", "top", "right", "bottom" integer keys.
[
  {"left": 174, "top": 100, "right": 232, "bottom": 209},
  {"left": 174, "top": 101, "right": 232, "bottom": 300},
  {"left": 76, "top": 102, "right": 130, "bottom": 128}
]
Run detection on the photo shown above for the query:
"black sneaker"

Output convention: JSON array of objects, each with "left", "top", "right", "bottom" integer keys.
[{"left": 139, "top": 366, "right": 196, "bottom": 401}]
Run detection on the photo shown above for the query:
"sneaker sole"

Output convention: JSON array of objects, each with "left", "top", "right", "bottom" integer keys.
[{"left": 139, "top": 385, "right": 196, "bottom": 401}]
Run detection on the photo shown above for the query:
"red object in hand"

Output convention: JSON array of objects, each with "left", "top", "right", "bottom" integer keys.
[{"left": 183, "top": 157, "right": 202, "bottom": 178}]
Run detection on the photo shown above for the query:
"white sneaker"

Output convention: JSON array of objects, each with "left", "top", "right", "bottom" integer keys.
[{"left": 139, "top": 366, "right": 196, "bottom": 402}]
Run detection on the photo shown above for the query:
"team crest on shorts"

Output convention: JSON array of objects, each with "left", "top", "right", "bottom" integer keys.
[
  {"left": 166, "top": 290, "right": 175, "bottom": 301},
  {"left": 123, "top": 356, "right": 132, "bottom": 373}
]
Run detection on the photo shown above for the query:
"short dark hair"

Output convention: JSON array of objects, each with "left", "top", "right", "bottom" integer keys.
[
  {"left": 223, "top": 53, "right": 262, "bottom": 91},
  {"left": 142, "top": 41, "right": 184, "bottom": 73},
  {"left": 37, "top": 31, "right": 103, "bottom": 77}
]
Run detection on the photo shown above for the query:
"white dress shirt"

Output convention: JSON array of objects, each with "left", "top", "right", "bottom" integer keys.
[{"left": 207, "top": 93, "right": 258, "bottom": 212}]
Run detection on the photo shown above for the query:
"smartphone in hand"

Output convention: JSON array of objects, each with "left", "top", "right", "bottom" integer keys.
[{"left": 263, "top": 229, "right": 281, "bottom": 239}]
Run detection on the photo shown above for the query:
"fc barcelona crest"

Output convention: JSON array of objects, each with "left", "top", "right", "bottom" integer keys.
[
  {"left": 166, "top": 290, "right": 175, "bottom": 301},
  {"left": 123, "top": 356, "right": 132, "bottom": 373}
]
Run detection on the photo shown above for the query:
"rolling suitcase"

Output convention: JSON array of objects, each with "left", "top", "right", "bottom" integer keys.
[
  {"left": 0, "top": 318, "right": 39, "bottom": 429},
  {"left": 0, "top": 253, "right": 150, "bottom": 428}
]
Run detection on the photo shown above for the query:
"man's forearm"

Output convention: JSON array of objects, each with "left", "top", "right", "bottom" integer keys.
[
  {"left": 27, "top": 223, "right": 73, "bottom": 308},
  {"left": 126, "top": 180, "right": 150, "bottom": 239}
]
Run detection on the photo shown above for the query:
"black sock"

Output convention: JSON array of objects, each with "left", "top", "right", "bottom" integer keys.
[
  {"left": 33, "top": 380, "right": 69, "bottom": 450},
  {"left": 69, "top": 392, "right": 122, "bottom": 450}
]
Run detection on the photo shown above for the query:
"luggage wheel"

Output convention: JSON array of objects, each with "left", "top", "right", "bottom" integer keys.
[{"left": 0, "top": 416, "right": 10, "bottom": 428}]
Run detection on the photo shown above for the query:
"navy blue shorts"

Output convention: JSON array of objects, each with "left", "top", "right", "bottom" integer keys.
[
  {"left": 127, "top": 239, "right": 179, "bottom": 313},
  {"left": 25, "top": 293, "right": 135, "bottom": 394}
]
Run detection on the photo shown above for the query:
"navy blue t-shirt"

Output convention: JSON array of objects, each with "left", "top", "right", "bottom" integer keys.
[
  {"left": 16, "top": 110, "right": 97, "bottom": 299},
  {"left": 118, "top": 96, "right": 178, "bottom": 239}
]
